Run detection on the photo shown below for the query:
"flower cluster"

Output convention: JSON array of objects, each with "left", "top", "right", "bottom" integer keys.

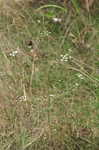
[
  {"left": 40, "top": 30, "right": 51, "bottom": 37},
  {"left": 76, "top": 73, "right": 84, "bottom": 80},
  {"left": 9, "top": 50, "right": 18, "bottom": 57},
  {"left": 60, "top": 53, "right": 72, "bottom": 62}
]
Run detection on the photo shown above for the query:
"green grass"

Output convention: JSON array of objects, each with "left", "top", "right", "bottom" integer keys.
[{"left": 0, "top": 1, "right": 99, "bottom": 150}]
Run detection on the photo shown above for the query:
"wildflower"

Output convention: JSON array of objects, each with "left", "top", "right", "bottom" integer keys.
[
  {"left": 16, "top": 95, "right": 27, "bottom": 102},
  {"left": 76, "top": 73, "right": 84, "bottom": 80},
  {"left": 49, "top": 94, "right": 54, "bottom": 97},
  {"left": 52, "top": 17, "right": 62, "bottom": 23},
  {"left": 40, "top": 31, "right": 51, "bottom": 37},
  {"left": 60, "top": 53, "right": 71, "bottom": 62},
  {"left": 37, "top": 20, "right": 41, "bottom": 23},
  {"left": 9, "top": 50, "right": 18, "bottom": 57},
  {"left": 68, "top": 48, "right": 72, "bottom": 53},
  {"left": 75, "top": 83, "right": 79, "bottom": 87}
]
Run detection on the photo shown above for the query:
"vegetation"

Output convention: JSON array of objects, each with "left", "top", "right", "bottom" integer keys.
[{"left": 0, "top": 0, "right": 99, "bottom": 149}]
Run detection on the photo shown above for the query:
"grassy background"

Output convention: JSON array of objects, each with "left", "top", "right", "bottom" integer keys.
[{"left": 0, "top": 1, "right": 99, "bottom": 149}]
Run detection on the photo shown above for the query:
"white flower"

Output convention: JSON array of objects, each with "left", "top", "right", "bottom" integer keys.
[
  {"left": 16, "top": 95, "right": 27, "bottom": 102},
  {"left": 52, "top": 17, "right": 62, "bottom": 23},
  {"left": 9, "top": 50, "right": 18, "bottom": 57},
  {"left": 37, "top": 20, "right": 41, "bottom": 23},
  {"left": 77, "top": 73, "right": 84, "bottom": 80},
  {"left": 68, "top": 48, "right": 72, "bottom": 52},
  {"left": 75, "top": 83, "right": 79, "bottom": 87},
  {"left": 60, "top": 53, "right": 71, "bottom": 62},
  {"left": 40, "top": 31, "right": 51, "bottom": 37},
  {"left": 49, "top": 94, "right": 54, "bottom": 97}
]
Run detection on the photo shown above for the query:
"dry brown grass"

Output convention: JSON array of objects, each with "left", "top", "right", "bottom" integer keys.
[{"left": 0, "top": 1, "right": 99, "bottom": 149}]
